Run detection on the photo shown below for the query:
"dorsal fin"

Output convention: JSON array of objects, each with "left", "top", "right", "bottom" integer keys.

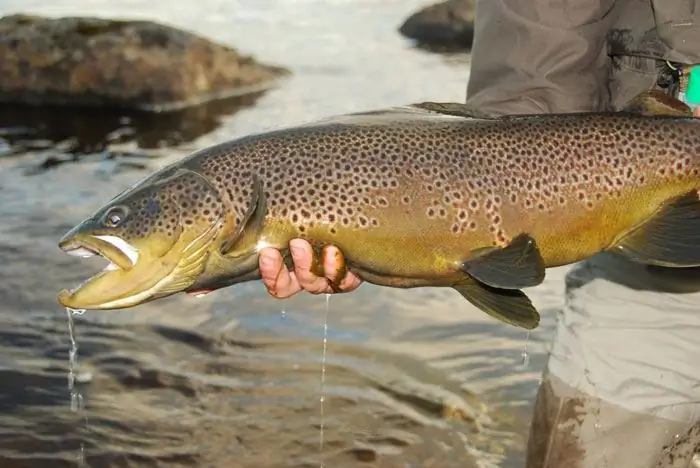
[
  {"left": 620, "top": 90, "right": 692, "bottom": 117},
  {"left": 410, "top": 101, "right": 496, "bottom": 120}
]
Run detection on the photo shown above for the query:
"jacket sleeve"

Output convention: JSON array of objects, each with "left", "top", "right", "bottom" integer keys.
[{"left": 465, "top": 0, "right": 620, "bottom": 116}]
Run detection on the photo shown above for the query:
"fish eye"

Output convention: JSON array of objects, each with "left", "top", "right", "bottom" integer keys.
[{"left": 103, "top": 206, "right": 128, "bottom": 227}]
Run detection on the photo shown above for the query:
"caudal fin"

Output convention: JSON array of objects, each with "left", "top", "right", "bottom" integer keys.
[{"left": 612, "top": 190, "right": 700, "bottom": 267}]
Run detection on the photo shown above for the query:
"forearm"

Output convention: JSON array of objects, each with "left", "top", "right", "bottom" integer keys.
[{"left": 466, "top": 0, "right": 619, "bottom": 115}]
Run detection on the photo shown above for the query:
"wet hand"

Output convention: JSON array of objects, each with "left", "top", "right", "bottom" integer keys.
[{"left": 259, "top": 239, "right": 363, "bottom": 299}]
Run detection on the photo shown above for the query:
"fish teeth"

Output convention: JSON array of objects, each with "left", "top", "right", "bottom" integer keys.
[{"left": 94, "top": 235, "right": 139, "bottom": 266}]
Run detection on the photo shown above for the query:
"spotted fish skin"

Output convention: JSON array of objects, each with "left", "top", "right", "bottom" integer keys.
[
  {"left": 178, "top": 110, "right": 700, "bottom": 282},
  {"left": 56, "top": 96, "right": 700, "bottom": 328}
]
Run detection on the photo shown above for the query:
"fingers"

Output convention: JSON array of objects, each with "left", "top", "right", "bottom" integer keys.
[
  {"left": 338, "top": 269, "right": 363, "bottom": 292},
  {"left": 289, "top": 239, "right": 333, "bottom": 294},
  {"left": 322, "top": 245, "right": 363, "bottom": 293},
  {"left": 259, "top": 247, "right": 300, "bottom": 298},
  {"left": 259, "top": 239, "right": 364, "bottom": 299},
  {"left": 694, "top": 106, "right": 700, "bottom": 118}
]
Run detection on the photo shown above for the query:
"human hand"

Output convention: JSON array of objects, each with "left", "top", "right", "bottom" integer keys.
[{"left": 258, "top": 239, "right": 363, "bottom": 299}]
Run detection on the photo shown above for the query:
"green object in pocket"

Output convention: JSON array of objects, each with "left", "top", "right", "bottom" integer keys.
[{"left": 684, "top": 66, "right": 700, "bottom": 105}]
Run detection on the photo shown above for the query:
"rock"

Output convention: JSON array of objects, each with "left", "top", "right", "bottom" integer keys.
[
  {"left": 0, "top": 14, "right": 289, "bottom": 111},
  {"left": 398, "top": 0, "right": 475, "bottom": 50}
]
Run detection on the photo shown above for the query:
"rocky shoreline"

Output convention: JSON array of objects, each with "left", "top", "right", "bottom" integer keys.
[{"left": 0, "top": 14, "right": 289, "bottom": 112}]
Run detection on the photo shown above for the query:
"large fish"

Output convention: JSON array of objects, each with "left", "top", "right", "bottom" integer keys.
[{"left": 56, "top": 91, "right": 700, "bottom": 330}]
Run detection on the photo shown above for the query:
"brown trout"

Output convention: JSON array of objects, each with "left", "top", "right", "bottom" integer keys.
[{"left": 56, "top": 91, "right": 700, "bottom": 330}]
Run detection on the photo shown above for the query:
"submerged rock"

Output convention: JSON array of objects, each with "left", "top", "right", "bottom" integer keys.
[
  {"left": 398, "top": 0, "right": 475, "bottom": 50},
  {"left": 0, "top": 14, "right": 289, "bottom": 111}
]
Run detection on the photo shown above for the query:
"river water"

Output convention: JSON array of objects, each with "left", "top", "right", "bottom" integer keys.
[{"left": 0, "top": 1, "right": 573, "bottom": 466}]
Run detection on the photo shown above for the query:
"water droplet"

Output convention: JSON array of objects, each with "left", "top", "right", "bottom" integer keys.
[
  {"left": 280, "top": 309, "right": 287, "bottom": 319},
  {"left": 65, "top": 308, "right": 88, "bottom": 467},
  {"left": 77, "top": 445, "right": 85, "bottom": 466},
  {"left": 520, "top": 331, "right": 531, "bottom": 368},
  {"left": 319, "top": 294, "right": 331, "bottom": 462},
  {"left": 594, "top": 423, "right": 602, "bottom": 430}
]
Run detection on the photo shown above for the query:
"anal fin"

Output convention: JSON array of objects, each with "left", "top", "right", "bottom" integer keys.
[
  {"left": 613, "top": 190, "right": 700, "bottom": 267},
  {"left": 462, "top": 234, "right": 546, "bottom": 289},
  {"left": 453, "top": 281, "right": 540, "bottom": 330}
]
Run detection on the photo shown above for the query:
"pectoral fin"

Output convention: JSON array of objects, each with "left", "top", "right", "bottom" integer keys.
[
  {"left": 453, "top": 281, "right": 540, "bottom": 330},
  {"left": 462, "top": 234, "right": 545, "bottom": 289},
  {"left": 612, "top": 190, "right": 700, "bottom": 267},
  {"left": 218, "top": 174, "right": 268, "bottom": 257}
]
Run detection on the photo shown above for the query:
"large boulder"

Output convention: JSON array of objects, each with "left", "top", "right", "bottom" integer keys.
[
  {"left": 398, "top": 0, "right": 475, "bottom": 50},
  {"left": 0, "top": 14, "right": 289, "bottom": 111}
]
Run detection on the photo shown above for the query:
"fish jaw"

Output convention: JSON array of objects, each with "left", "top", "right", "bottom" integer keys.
[
  {"left": 57, "top": 224, "right": 218, "bottom": 310},
  {"left": 57, "top": 232, "right": 177, "bottom": 310}
]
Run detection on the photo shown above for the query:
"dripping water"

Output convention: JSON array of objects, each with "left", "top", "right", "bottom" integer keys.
[
  {"left": 66, "top": 307, "right": 86, "bottom": 467},
  {"left": 520, "top": 331, "right": 531, "bottom": 369},
  {"left": 318, "top": 293, "right": 330, "bottom": 466}
]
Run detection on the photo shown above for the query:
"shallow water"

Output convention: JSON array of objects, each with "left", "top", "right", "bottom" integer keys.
[{"left": 0, "top": 0, "right": 572, "bottom": 466}]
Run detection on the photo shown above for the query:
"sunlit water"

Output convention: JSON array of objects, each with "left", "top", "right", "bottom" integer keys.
[{"left": 0, "top": 0, "right": 574, "bottom": 466}]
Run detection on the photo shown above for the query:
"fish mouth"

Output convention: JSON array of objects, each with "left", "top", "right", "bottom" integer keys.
[
  {"left": 57, "top": 234, "right": 144, "bottom": 310},
  {"left": 60, "top": 235, "right": 138, "bottom": 271}
]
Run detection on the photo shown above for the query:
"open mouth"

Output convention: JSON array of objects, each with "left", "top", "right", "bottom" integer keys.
[{"left": 59, "top": 235, "right": 140, "bottom": 297}]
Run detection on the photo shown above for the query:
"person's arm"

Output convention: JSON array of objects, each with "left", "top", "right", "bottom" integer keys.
[
  {"left": 466, "top": 0, "right": 618, "bottom": 115},
  {"left": 259, "top": 0, "right": 621, "bottom": 299}
]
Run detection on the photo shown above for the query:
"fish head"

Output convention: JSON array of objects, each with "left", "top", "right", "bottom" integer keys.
[{"left": 57, "top": 167, "right": 229, "bottom": 310}]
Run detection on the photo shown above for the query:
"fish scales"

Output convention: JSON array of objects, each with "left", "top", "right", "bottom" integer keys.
[
  {"left": 184, "top": 113, "right": 700, "bottom": 274},
  {"left": 55, "top": 93, "right": 700, "bottom": 329}
]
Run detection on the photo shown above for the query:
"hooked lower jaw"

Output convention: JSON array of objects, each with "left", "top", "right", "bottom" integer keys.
[{"left": 57, "top": 235, "right": 141, "bottom": 309}]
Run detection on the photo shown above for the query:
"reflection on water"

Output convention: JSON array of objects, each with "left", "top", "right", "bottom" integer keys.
[
  {"left": 0, "top": 91, "right": 268, "bottom": 159},
  {"left": 0, "top": 0, "right": 567, "bottom": 466}
]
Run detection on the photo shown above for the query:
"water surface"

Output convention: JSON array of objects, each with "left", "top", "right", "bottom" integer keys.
[{"left": 0, "top": 1, "right": 572, "bottom": 466}]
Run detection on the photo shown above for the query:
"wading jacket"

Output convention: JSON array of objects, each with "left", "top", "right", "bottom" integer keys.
[{"left": 466, "top": 0, "right": 700, "bottom": 114}]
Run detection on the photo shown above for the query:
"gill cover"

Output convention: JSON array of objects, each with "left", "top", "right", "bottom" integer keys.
[{"left": 216, "top": 173, "right": 269, "bottom": 257}]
